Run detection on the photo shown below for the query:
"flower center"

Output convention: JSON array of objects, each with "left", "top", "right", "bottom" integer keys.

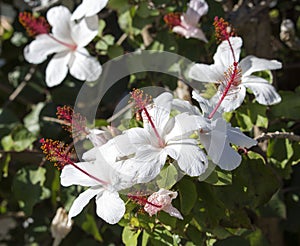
[
  {"left": 19, "top": 12, "right": 50, "bottom": 37},
  {"left": 208, "top": 17, "right": 240, "bottom": 119},
  {"left": 130, "top": 89, "right": 165, "bottom": 147},
  {"left": 40, "top": 138, "right": 109, "bottom": 186},
  {"left": 164, "top": 13, "right": 182, "bottom": 29}
]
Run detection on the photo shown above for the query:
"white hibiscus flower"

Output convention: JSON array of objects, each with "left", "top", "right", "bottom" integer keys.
[
  {"left": 189, "top": 37, "right": 282, "bottom": 115},
  {"left": 71, "top": 0, "right": 108, "bottom": 20},
  {"left": 24, "top": 6, "right": 101, "bottom": 87}
]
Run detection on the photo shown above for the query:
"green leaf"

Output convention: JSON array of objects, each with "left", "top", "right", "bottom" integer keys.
[
  {"left": 156, "top": 163, "right": 178, "bottom": 190},
  {"left": 97, "top": 19, "right": 106, "bottom": 37},
  {"left": 214, "top": 236, "right": 250, "bottom": 246},
  {"left": 178, "top": 178, "right": 197, "bottom": 215},
  {"left": 12, "top": 166, "right": 49, "bottom": 215},
  {"left": 107, "top": 44, "right": 124, "bottom": 59},
  {"left": 1, "top": 126, "right": 36, "bottom": 151},
  {"left": 122, "top": 226, "right": 141, "bottom": 246},
  {"left": 24, "top": 102, "right": 45, "bottom": 136},
  {"left": 81, "top": 213, "right": 103, "bottom": 242}
]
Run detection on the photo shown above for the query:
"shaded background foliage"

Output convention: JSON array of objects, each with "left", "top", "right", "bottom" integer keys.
[{"left": 0, "top": 0, "right": 300, "bottom": 245}]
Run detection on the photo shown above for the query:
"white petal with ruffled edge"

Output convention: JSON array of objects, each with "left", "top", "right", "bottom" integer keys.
[
  {"left": 69, "top": 48, "right": 102, "bottom": 81},
  {"left": 213, "top": 37, "right": 242, "bottom": 68},
  {"left": 240, "top": 55, "right": 282, "bottom": 77},
  {"left": 46, "top": 6, "right": 74, "bottom": 44},
  {"left": 71, "top": 0, "right": 108, "bottom": 20},
  {"left": 242, "top": 76, "right": 281, "bottom": 105},
  {"left": 166, "top": 139, "right": 208, "bottom": 176},
  {"left": 68, "top": 187, "right": 103, "bottom": 219},
  {"left": 95, "top": 190, "right": 125, "bottom": 224},
  {"left": 45, "top": 51, "right": 71, "bottom": 87},
  {"left": 24, "top": 34, "right": 67, "bottom": 64}
]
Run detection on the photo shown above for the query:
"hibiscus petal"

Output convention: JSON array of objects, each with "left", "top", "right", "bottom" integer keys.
[
  {"left": 166, "top": 139, "right": 208, "bottom": 176},
  {"left": 71, "top": 0, "right": 108, "bottom": 20},
  {"left": 71, "top": 15, "right": 98, "bottom": 47},
  {"left": 95, "top": 190, "right": 125, "bottom": 224},
  {"left": 24, "top": 34, "right": 67, "bottom": 64},
  {"left": 68, "top": 187, "right": 101, "bottom": 219},
  {"left": 143, "top": 92, "right": 173, "bottom": 132},
  {"left": 185, "top": 0, "right": 208, "bottom": 25},
  {"left": 163, "top": 204, "right": 183, "bottom": 220},
  {"left": 188, "top": 63, "right": 223, "bottom": 83},
  {"left": 213, "top": 37, "right": 243, "bottom": 68},
  {"left": 115, "top": 147, "right": 166, "bottom": 183},
  {"left": 228, "top": 126, "right": 257, "bottom": 148},
  {"left": 212, "top": 85, "right": 246, "bottom": 112},
  {"left": 69, "top": 48, "right": 102, "bottom": 81},
  {"left": 60, "top": 163, "right": 99, "bottom": 187},
  {"left": 242, "top": 75, "right": 281, "bottom": 105},
  {"left": 240, "top": 55, "right": 282, "bottom": 77},
  {"left": 45, "top": 51, "right": 70, "bottom": 87},
  {"left": 46, "top": 6, "right": 74, "bottom": 44},
  {"left": 173, "top": 25, "right": 207, "bottom": 42},
  {"left": 165, "top": 113, "right": 207, "bottom": 142},
  {"left": 172, "top": 97, "right": 201, "bottom": 115}
]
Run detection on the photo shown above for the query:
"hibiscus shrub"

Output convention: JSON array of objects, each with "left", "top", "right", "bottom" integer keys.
[{"left": 1, "top": 0, "right": 300, "bottom": 245}]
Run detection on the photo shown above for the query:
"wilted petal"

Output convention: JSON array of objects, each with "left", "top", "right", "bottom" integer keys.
[
  {"left": 163, "top": 204, "right": 183, "bottom": 220},
  {"left": 185, "top": 0, "right": 208, "bottom": 25},
  {"left": 68, "top": 187, "right": 102, "bottom": 219},
  {"left": 24, "top": 34, "right": 67, "bottom": 64},
  {"left": 173, "top": 24, "right": 207, "bottom": 42},
  {"left": 47, "top": 6, "right": 73, "bottom": 44},
  {"left": 242, "top": 76, "right": 281, "bottom": 105},
  {"left": 213, "top": 37, "right": 242, "bottom": 68},
  {"left": 69, "top": 48, "right": 102, "bottom": 81},
  {"left": 60, "top": 163, "right": 99, "bottom": 187},
  {"left": 45, "top": 51, "right": 70, "bottom": 87},
  {"left": 240, "top": 55, "right": 282, "bottom": 77},
  {"left": 166, "top": 139, "right": 208, "bottom": 176},
  {"left": 95, "top": 190, "right": 125, "bottom": 224},
  {"left": 71, "top": 0, "right": 108, "bottom": 20}
]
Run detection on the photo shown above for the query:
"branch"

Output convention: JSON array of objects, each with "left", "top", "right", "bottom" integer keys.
[
  {"left": 2, "top": 65, "right": 37, "bottom": 109},
  {"left": 255, "top": 131, "right": 300, "bottom": 143}
]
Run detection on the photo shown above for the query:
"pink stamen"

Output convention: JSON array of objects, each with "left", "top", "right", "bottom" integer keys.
[
  {"left": 40, "top": 138, "right": 109, "bottom": 186},
  {"left": 49, "top": 35, "right": 77, "bottom": 51},
  {"left": 130, "top": 89, "right": 165, "bottom": 147},
  {"left": 164, "top": 13, "right": 182, "bottom": 29},
  {"left": 209, "top": 17, "right": 240, "bottom": 119},
  {"left": 128, "top": 194, "right": 162, "bottom": 208},
  {"left": 19, "top": 12, "right": 50, "bottom": 37}
]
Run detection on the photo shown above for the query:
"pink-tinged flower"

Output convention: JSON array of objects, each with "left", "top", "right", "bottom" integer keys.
[
  {"left": 189, "top": 36, "right": 282, "bottom": 116},
  {"left": 22, "top": 6, "right": 101, "bottom": 87},
  {"left": 164, "top": 0, "right": 208, "bottom": 42},
  {"left": 100, "top": 91, "right": 208, "bottom": 183},
  {"left": 144, "top": 189, "right": 183, "bottom": 219},
  {"left": 172, "top": 93, "right": 257, "bottom": 171},
  {"left": 71, "top": 0, "right": 108, "bottom": 20}
]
